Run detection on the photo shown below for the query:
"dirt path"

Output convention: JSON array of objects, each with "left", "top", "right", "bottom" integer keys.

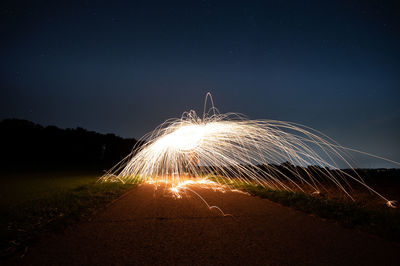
[{"left": 22, "top": 183, "right": 398, "bottom": 265}]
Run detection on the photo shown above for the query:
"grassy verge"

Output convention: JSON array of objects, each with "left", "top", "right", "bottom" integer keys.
[
  {"left": 212, "top": 177, "right": 400, "bottom": 242},
  {"left": 0, "top": 171, "right": 140, "bottom": 259}
]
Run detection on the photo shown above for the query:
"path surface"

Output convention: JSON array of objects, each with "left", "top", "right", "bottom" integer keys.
[{"left": 23, "top": 183, "right": 398, "bottom": 265}]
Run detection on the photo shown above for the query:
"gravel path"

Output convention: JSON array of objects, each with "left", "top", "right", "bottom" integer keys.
[{"left": 23, "top": 183, "right": 399, "bottom": 265}]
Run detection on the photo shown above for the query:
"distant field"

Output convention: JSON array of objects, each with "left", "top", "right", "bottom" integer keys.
[{"left": 0, "top": 171, "right": 137, "bottom": 259}]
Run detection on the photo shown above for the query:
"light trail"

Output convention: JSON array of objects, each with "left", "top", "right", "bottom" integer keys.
[
  {"left": 101, "top": 93, "right": 398, "bottom": 208},
  {"left": 166, "top": 178, "right": 235, "bottom": 217}
]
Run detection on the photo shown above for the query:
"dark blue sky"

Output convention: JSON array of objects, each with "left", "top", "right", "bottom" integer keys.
[{"left": 1, "top": 0, "right": 399, "bottom": 167}]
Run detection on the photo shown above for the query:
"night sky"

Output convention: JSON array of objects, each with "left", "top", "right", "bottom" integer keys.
[{"left": 1, "top": 1, "right": 399, "bottom": 167}]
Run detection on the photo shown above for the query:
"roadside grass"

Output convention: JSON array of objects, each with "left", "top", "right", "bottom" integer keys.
[
  {"left": 211, "top": 177, "right": 400, "bottom": 242},
  {"left": 0, "top": 171, "right": 140, "bottom": 259}
]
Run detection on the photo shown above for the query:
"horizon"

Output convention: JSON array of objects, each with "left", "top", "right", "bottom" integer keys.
[{"left": 2, "top": 117, "right": 399, "bottom": 170}]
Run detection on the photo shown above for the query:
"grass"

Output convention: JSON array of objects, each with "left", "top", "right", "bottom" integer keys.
[
  {"left": 0, "top": 171, "right": 139, "bottom": 259},
  {"left": 211, "top": 177, "right": 400, "bottom": 242}
]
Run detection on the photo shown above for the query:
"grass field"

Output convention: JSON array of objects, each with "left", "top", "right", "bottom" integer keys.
[
  {"left": 0, "top": 170, "right": 138, "bottom": 259},
  {"left": 212, "top": 177, "right": 400, "bottom": 242}
]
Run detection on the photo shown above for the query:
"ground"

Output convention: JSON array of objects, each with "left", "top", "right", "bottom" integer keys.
[
  {"left": 0, "top": 171, "right": 135, "bottom": 259},
  {"left": 20, "top": 183, "right": 399, "bottom": 265}
]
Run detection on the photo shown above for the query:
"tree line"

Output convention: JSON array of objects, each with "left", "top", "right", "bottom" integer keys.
[{"left": 0, "top": 119, "right": 141, "bottom": 171}]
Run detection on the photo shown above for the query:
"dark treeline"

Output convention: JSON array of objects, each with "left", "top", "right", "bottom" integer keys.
[{"left": 0, "top": 119, "right": 142, "bottom": 171}]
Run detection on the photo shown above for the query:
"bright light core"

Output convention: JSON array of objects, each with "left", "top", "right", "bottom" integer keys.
[{"left": 162, "top": 124, "right": 205, "bottom": 152}]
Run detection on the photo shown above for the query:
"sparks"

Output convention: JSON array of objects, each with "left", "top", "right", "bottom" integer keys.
[{"left": 101, "top": 93, "right": 397, "bottom": 207}]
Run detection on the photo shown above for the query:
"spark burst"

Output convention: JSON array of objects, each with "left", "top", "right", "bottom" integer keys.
[{"left": 101, "top": 93, "right": 397, "bottom": 208}]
